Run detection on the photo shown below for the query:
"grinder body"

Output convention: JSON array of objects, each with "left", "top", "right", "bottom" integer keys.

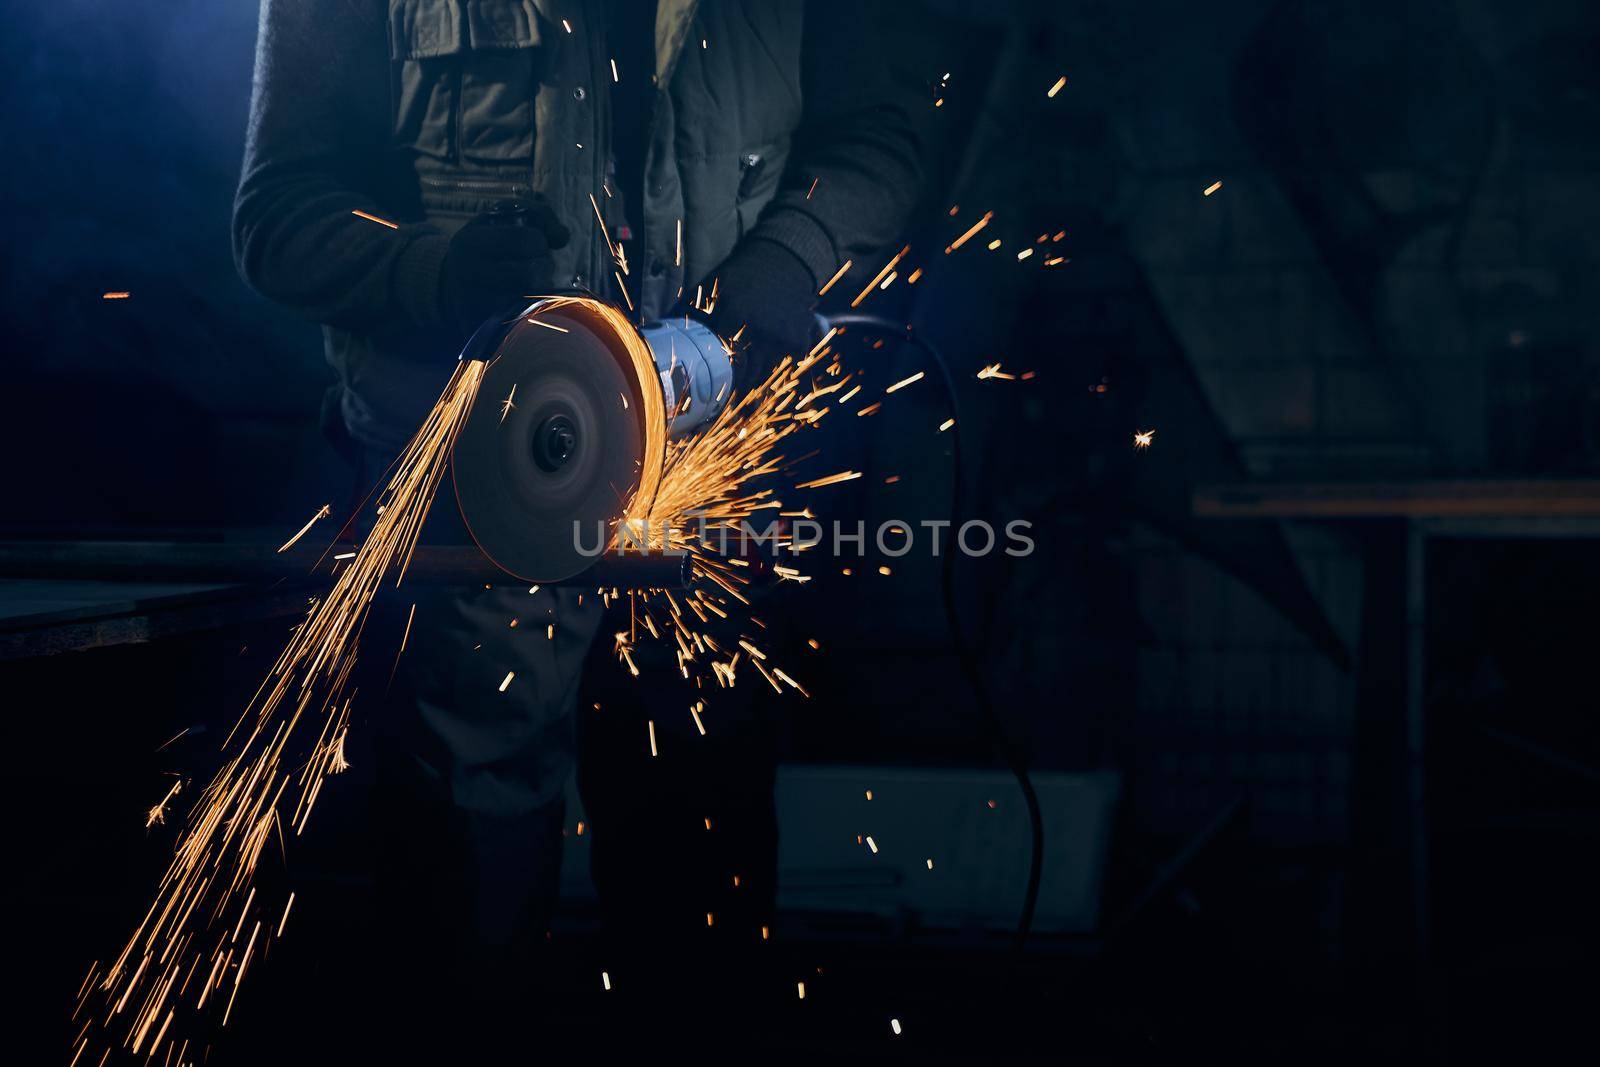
[{"left": 639, "top": 316, "right": 734, "bottom": 439}]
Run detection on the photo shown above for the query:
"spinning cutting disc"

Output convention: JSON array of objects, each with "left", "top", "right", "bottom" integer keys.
[{"left": 452, "top": 301, "right": 653, "bottom": 582}]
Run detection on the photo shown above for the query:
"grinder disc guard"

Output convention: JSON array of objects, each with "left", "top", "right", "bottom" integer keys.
[{"left": 452, "top": 302, "right": 651, "bottom": 582}]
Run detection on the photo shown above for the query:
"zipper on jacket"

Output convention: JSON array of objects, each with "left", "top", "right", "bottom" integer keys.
[
  {"left": 737, "top": 153, "right": 765, "bottom": 199},
  {"left": 449, "top": 62, "right": 462, "bottom": 164},
  {"left": 420, "top": 175, "right": 532, "bottom": 197}
]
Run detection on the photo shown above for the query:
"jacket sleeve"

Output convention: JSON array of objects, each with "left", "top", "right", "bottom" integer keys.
[
  {"left": 232, "top": 0, "right": 450, "bottom": 331},
  {"left": 745, "top": 0, "right": 933, "bottom": 289}
]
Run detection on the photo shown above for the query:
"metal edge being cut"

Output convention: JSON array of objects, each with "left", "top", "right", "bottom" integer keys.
[{"left": 451, "top": 297, "right": 669, "bottom": 583}]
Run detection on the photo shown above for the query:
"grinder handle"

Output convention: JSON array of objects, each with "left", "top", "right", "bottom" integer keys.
[{"left": 457, "top": 200, "right": 558, "bottom": 363}]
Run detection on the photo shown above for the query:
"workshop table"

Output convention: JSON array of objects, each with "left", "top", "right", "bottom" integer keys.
[
  {"left": 1194, "top": 479, "right": 1600, "bottom": 1031},
  {"left": 0, "top": 578, "right": 310, "bottom": 661}
]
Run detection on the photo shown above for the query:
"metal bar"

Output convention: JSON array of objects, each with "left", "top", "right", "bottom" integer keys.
[{"left": 1194, "top": 480, "right": 1600, "bottom": 519}]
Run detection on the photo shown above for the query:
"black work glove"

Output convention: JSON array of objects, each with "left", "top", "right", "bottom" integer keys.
[
  {"left": 439, "top": 198, "right": 570, "bottom": 334},
  {"left": 703, "top": 238, "right": 823, "bottom": 392}
]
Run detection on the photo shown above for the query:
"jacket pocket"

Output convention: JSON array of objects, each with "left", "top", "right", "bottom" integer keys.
[
  {"left": 458, "top": 0, "right": 541, "bottom": 163},
  {"left": 389, "top": 0, "right": 541, "bottom": 163},
  {"left": 389, "top": 0, "right": 461, "bottom": 160}
]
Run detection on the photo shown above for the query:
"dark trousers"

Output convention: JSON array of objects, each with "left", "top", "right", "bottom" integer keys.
[
  {"left": 355, "top": 447, "right": 598, "bottom": 1054},
  {"left": 353, "top": 446, "right": 781, "bottom": 1053},
  {"left": 575, "top": 628, "right": 782, "bottom": 1052}
]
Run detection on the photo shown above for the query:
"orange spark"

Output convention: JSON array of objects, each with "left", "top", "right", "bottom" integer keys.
[
  {"left": 818, "top": 259, "right": 853, "bottom": 297},
  {"left": 851, "top": 245, "right": 909, "bottom": 308},
  {"left": 276, "top": 503, "right": 330, "bottom": 554},
  {"left": 144, "top": 779, "right": 182, "bottom": 829},
  {"left": 793, "top": 471, "right": 862, "bottom": 490},
  {"left": 944, "top": 211, "right": 993, "bottom": 254},
  {"left": 81, "top": 360, "right": 485, "bottom": 1060},
  {"left": 351, "top": 209, "right": 398, "bottom": 229}
]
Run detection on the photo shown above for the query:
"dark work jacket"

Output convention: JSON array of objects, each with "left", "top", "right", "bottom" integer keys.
[{"left": 234, "top": 0, "right": 928, "bottom": 451}]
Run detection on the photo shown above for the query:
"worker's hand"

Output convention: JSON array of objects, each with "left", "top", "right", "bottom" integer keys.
[
  {"left": 440, "top": 199, "right": 571, "bottom": 334},
  {"left": 703, "top": 238, "right": 823, "bottom": 392}
]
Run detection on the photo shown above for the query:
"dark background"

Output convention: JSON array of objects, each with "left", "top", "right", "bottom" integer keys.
[{"left": 6, "top": 1, "right": 1599, "bottom": 1062}]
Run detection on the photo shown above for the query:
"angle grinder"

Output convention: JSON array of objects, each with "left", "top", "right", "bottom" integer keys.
[{"left": 450, "top": 280, "right": 733, "bottom": 584}]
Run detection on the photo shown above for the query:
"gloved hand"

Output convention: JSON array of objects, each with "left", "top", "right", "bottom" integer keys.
[
  {"left": 440, "top": 198, "right": 570, "bottom": 334},
  {"left": 703, "top": 238, "right": 823, "bottom": 392}
]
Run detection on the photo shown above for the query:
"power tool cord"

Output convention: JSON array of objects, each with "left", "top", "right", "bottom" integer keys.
[{"left": 823, "top": 312, "right": 1045, "bottom": 951}]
